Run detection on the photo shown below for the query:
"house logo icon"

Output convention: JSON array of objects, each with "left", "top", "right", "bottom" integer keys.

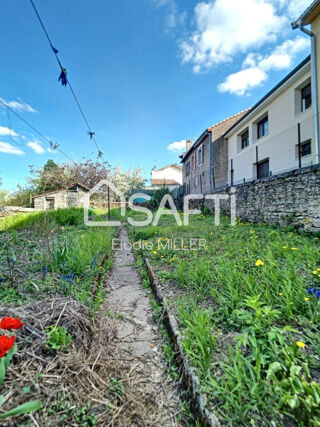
[{"left": 83, "top": 179, "right": 126, "bottom": 227}]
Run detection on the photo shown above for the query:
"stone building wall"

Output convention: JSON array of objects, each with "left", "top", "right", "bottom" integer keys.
[{"left": 176, "top": 165, "right": 320, "bottom": 232}]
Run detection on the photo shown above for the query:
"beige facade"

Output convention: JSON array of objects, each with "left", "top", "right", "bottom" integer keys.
[
  {"left": 151, "top": 164, "right": 182, "bottom": 190},
  {"left": 226, "top": 59, "right": 313, "bottom": 185},
  {"left": 33, "top": 184, "right": 89, "bottom": 210}
]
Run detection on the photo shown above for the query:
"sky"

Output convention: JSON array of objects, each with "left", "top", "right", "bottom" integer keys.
[{"left": 0, "top": 0, "right": 313, "bottom": 190}]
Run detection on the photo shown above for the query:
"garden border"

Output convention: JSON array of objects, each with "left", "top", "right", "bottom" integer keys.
[{"left": 144, "top": 257, "right": 220, "bottom": 426}]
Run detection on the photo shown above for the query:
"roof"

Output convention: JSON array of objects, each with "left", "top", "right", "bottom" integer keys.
[
  {"left": 154, "top": 164, "right": 182, "bottom": 172},
  {"left": 180, "top": 109, "right": 250, "bottom": 163},
  {"left": 152, "top": 179, "right": 180, "bottom": 185},
  {"left": 292, "top": 0, "right": 320, "bottom": 28},
  {"left": 32, "top": 182, "right": 90, "bottom": 199},
  {"left": 224, "top": 55, "right": 311, "bottom": 137}
]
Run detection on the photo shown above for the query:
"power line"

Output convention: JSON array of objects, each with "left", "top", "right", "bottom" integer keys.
[
  {"left": 0, "top": 98, "right": 77, "bottom": 165},
  {"left": 28, "top": 0, "right": 104, "bottom": 160}
]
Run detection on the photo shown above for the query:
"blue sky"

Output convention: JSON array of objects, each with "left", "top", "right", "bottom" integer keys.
[{"left": 0, "top": 0, "right": 312, "bottom": 190}]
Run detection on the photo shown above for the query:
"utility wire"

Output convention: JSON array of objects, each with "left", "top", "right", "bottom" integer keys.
[
  {"left": 29, "top": 0, "right": 104, "bottom": 159},
  {"left": 0, "top": 98, "right": 77, "bottom": 165}
]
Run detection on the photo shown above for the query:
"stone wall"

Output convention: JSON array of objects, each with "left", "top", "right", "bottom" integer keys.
[{"left": 175, "top": 165, "right": 320, "bottom": 232}]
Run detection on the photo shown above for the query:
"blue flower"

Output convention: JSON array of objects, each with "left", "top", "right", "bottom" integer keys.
[
  {"left": 307, "top": 289, "right": 313, "bottom": 295},
  {"left": 316, "top": 291, "right": 320, "bottom": 299},
  {"left": 313, "top": 287, "right": 318, "bottom": 294},
  {"left": 0, "top": 278, "right": 4, "bottom": 283}
]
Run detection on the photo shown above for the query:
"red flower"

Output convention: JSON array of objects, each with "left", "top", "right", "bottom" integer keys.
[
  {"left": 0, "top": 335, "right": 15, "bottom": 358},
  {"left": 0, "top": 317, "right": 24, "bottom": 330}
]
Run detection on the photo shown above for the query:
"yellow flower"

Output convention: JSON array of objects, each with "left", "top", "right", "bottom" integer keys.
[
  {"left": 210, "top": 232, "right": 213, "bottom": 235},
  {"left": 152, "top": 250, "right": 157, "bottom": 255},
  {"left": 296, "top": 341, "right": 306, "bottom": 348},
  {"left": 317, "top": 268, "right": 320, "bottom": 271},
  {"left": 291, "top": 247, "right": 297, "bottom": 251},
  {"left": 313, "top": 270, "right": 318, "bottom": 275},
  {"left": 250, "top": 230, "right": 255, "bottom": 234},
  {"left": 282, "top": 246, "right": 288, "bottom": 249},
  {"left": 255, "top": 259, "right": 264, "bottom": 266},
  {"left": 99, "top": 266, "right": 103, "bottom": 270},
  {"left": 304, "top": 297, "right": 310, "bottom": 302},
  {"left": 279, "top": 292, "right": 283, "bottom": 296},
  {"left": 244, "top": 258, "right": 248, "bottom": 261}
]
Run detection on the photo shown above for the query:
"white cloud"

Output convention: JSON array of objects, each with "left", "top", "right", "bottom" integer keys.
[
  {"left": 0, "top": 125, "right": 17, "bottom": 137},
  {"left": 180, "top": 0, "right": 287, "bottom": 72},
  {"left": 218, "top": 67, "right": 268, "bottom": 96},
  {"left": 149, "top": 0, "right": 186, "bottom": 33},
  {"left": 0, "top": 142, "right": 24, "bottom": 155},
  {"left": 27, "top": 141, "right": 45, "bottom": 154},
  {"left": 288, "top": 0, "right": 311, "bottom": 19},
  {"left": 167, "top": 139, "right": 188, "bottom": 153},
  {"left": 219, "top": 36, "right": 309, "bottom": 95},
  {"left": 0, "top": 98, "right": 36, "bottom": 113}
]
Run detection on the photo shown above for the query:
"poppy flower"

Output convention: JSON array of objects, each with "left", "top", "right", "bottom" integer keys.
[
  {"left": 0, "top": 317, "right": 24, "bottom": 330},
  {"left": 0, "top": 335, "right": 15, "bottom": 358}
]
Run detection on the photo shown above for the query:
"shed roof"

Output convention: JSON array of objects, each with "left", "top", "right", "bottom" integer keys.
[{"left": 32, "top": 182, "right": 90, "bottom": 199}]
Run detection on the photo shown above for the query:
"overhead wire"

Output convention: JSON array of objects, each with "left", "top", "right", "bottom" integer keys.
[
  {"left": 0, "top": 98, "right": 77, "bottom": 165},
  {"left": 28, "top": 0, "right": 104, "bottom": 159}
]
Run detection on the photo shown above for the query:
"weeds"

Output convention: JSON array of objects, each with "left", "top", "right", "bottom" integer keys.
[{"left": 129, "top": 211, "right": 320, "bottom": 425}]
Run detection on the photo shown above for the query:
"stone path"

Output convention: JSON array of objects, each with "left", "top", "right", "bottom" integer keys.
[{"left": 103, "top": 225, "right": 180, "bottom": 426}]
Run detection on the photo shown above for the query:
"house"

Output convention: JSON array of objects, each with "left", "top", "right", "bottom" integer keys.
[
  {"left": 225, "top": 56, "right": 313, "bottom": 185},
  {"left": 33, "top": 182, "right": 90, "bottom": 210},
  {"left": 292, "top": 0, "right": 320, "bottom": 165},
  {"left": 151, "top": 164, "right": 182, "bottom": 191},
  {"left": 181, "top": 110, "right": 248, "bottom": 194}
]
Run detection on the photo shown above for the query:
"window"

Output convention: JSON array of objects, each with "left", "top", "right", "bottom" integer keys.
[
  {"left": 257, "top": 116, "right": 269, "bottom": 139},
  {"left": 257, "top": 158, "right": 269, "bottom": 179},
  {"left": 301, "top": 83, "right": 311, "bottom": 112},
  {"left": 301, "top": 139, "right": 312, "bottom": 157},
  {"left": 241, "top": 129, "right": 249, "bottom": 149},
  {"left": 186, "top": 160, "right": 190, "bottom": 176},
  {"left": 198, "top": 144, "right": 204, "bottom": 165}
]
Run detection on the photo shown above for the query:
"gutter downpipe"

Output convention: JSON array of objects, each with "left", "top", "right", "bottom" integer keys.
[
  {"left": 208, "top": 130, "right": 212, "bottom": 193},
  {"left": 299, "top": 24, "right": 320, "bottom": 164}
]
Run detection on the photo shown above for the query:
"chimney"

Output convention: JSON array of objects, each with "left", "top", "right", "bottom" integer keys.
[{"left": 186, "top": 140, "right": 192, "bottom": 151}]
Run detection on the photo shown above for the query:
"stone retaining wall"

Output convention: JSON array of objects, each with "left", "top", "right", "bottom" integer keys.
[{"left": 176, "top": 165, "right": 320, "bottom": 232}]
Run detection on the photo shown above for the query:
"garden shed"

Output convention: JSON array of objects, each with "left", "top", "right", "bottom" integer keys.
[{"left": 33, "top": 183, "right": 90, "bottom": 210}]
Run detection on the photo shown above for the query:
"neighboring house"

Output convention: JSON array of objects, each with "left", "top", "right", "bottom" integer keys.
[
  {"left": 181, "top": 110, "right": 248, "bottom": 194},
  {"left": 292, "top": 0, "right": 320, "bottom": 165},
  {"left": 151, "top": 164, "right": 182, "bottom": 191},
  {"left": 225, "top": 56, "right": 313, "bottom": 185},
  {"left": 33, "top": 183, "right": 90, "bottom": 210}
]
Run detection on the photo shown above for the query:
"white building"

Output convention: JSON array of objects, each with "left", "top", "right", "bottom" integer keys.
[
  {"left": 151, "top": 164, "right": 182, "bottom": 190},
  {"left": 225, "top": 56, "right": 313, "bottom": 185}
]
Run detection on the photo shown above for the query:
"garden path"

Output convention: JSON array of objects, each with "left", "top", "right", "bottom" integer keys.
[{"left": 102, "top": 225, "right": 180, "bottom": 425}]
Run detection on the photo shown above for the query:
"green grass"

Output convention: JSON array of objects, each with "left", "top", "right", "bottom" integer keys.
[
  {"left": 128, "top": 211, "right": 320, "bottom": 425},
  {"left": 0, "top": 208, "right": 116, "bottom": 312}
]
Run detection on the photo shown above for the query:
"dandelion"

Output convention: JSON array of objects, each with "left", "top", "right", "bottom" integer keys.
[
  {"left": 296, "top": 341, "right": 306, "bottom": 348},
  {"left": 313, "top": 270, "right": 318, "bottom": 275},
  {"left": 304, "top": 297, "right": 310, "bottom": 302},
  {"left": 291, "top": 247, "right": 297, "bottom": 251},
  {"left": 152, "top": 250, "right": 157, "bottom": 255},
  {"left": 282, "top": 246, "right": 288, "bottom": 249},
  {"left": 255, "top": 259, "right": 264, "bottom": 267}
]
